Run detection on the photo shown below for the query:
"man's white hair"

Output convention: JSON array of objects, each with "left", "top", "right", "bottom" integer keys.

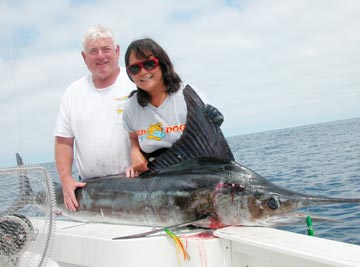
[{"left": 82, "top": 25, "right": 117, "bottom": 51}]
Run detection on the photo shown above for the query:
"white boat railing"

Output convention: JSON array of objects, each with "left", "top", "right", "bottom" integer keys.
[
  {"left": 215, "top": 226, "right": 360, "bottom": 267},
  {"left": 31, "top": 219, "right": 360, "bottom": 267}
]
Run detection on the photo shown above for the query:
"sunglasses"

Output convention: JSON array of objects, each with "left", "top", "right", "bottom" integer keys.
[{"left": 127, "top": 58, "right": 160, "bottom": 75}]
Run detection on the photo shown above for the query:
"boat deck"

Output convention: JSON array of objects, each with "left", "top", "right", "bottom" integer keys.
[{"left": 32, "top": 219, "right": 360, "bottom": 267}]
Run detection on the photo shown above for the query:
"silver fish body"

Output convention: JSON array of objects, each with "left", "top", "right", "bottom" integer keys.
[{"left": 55, "top": 157, "right": 360, "bottom": 227}]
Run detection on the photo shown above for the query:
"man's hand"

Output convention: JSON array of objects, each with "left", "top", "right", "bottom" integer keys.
[
  {"left": 55, "top": 136, "right": 86, "bottom": 211},
  {"left": 62, "top": 178, "right": 86, "bottom": 212}
]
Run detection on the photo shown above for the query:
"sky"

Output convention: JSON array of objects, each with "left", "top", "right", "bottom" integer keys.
[{"left": 0, "top": 0, "right": 359, "bottom": 167}]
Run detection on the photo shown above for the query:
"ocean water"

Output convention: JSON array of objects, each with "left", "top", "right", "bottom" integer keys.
[
  {"left": 227, "top": 117, "right": 360, "bottom": 245},
  {"left": 42, "top": 117, "right": 360, "bottom": 245}
]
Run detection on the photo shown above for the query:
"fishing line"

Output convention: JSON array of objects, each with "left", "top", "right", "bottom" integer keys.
[
  {"left": 164, "top": 227, "right": 191, "bottom": 262},
  {"left": 3, "top": 0, "right": 24, "bottom": 159}
]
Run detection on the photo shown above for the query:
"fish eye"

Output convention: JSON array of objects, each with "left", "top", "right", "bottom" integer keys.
[{"left": 267, "top": 197, "right": 280, "bottom": 210}]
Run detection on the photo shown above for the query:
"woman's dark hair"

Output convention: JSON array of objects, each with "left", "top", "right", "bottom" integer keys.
[{"left": 125, "top": 38, "right": 182, "bottom": 106}]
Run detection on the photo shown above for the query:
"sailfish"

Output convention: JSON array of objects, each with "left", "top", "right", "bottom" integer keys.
[{"left": 47, "top": 85, "right": 360, "bottom": 229}]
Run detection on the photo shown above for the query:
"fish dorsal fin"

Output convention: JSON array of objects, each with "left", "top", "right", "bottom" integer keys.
[{"left": 147, "top": 85, "right": 234, "bottom": 173}]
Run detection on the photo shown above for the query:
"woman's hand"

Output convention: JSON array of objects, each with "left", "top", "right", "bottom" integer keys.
[{"left": 126, "top": 132, "right": 149, "bottom": 177}]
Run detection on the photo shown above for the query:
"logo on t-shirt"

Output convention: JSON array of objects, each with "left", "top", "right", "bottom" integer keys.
[
  {"left": 137, "top": 122, "right": 186, "bottom": 141},
  {"left": 115, "top": 96, "right": 128, "bottom": 115},
  {"left": 147, "top": 122, "right": 166, "bottom": 140}
]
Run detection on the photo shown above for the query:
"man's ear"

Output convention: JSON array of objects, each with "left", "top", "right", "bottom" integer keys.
[{"left": 81, "top": 51, "right": 86, "bottom": 63}]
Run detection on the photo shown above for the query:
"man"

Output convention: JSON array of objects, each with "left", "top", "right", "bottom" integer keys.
[{"left": 54, "top": 25, "right": 135, "bottom": 211}]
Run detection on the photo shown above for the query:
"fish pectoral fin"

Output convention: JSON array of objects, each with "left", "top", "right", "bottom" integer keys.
[
  {"left": 112, "top": 219, "right": 203, "bottom": 240},
  {"left": 192, "top": 217, "right": 227, "bottom": 229}
]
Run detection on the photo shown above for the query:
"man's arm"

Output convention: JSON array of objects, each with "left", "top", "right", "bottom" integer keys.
[{"left": 55, "top": 136, "right": 86, "bottom": 212}]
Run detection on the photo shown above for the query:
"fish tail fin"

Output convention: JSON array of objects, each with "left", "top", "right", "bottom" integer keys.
[
  {"left": 0, "top": 153, "right": 35, "bottom": 216},
  {"left": 16, "top": 153, "right": 34, "bottom": 199}
]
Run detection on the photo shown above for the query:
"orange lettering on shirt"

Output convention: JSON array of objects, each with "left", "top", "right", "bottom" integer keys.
[{"left": 165, "top": 124, "right": 186, "bottom": 133}]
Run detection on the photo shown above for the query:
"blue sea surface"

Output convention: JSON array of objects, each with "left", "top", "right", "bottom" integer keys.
[
  {"left": 227, "top": 117, "right": 360, "bottom": 245},
  {"left": 42, "top": 117, "right": 360, "bottom": 245}
]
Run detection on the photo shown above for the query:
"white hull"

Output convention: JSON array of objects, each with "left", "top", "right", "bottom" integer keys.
[{"left": 37, "top": 219, "right": 360, "bottom": 267}]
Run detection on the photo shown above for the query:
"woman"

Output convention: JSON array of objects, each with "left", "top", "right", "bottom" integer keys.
[{"left": 123, "top": 38, "right": 220, "bottom": 177}]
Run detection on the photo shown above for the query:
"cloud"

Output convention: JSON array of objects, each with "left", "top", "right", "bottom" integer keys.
[{"left": 1, "top": 0, "right": 360, "bottom": 166}]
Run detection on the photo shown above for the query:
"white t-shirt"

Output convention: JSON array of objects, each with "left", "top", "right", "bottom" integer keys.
[
  {"left": 122, "top": 84, "right": 207, "bottom": 154},
  {"left": 54, "top": 68, "right": 136, "bottom": 179}
]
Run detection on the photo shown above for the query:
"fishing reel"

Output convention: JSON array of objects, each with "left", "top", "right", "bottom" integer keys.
[{"left": 0, "top": 214, "right": 36, "bottom": 257}]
